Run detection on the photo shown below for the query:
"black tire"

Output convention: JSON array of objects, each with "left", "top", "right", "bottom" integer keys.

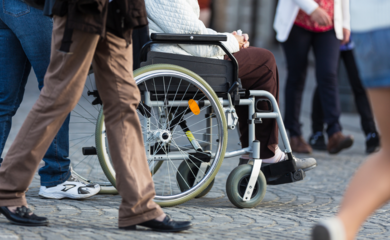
[
  {"left": 226, "top": 164, "right": 267, "bottom": 208},
  {"left": 177, "top": 161, "right": 214, "bottom": 198}
]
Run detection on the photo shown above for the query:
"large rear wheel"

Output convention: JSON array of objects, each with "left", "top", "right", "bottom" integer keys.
[{"left": 96, "top": 64, "right": 228, "bottom": 206}]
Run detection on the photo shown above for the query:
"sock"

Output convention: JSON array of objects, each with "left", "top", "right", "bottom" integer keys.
[
  {"left": 263, "top": 147, "right": 286, "bottom": 163},
  {"left": 240, "top": 147, "right": 286, "bottom": 163}
]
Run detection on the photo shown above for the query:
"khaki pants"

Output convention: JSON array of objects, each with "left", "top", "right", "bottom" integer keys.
[{"left": 0, "top": 16, "right": 163, "bottom": 227}]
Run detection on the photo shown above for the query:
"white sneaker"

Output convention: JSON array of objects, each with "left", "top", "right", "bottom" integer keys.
[
  {"left": 39, "top": 175, "right": 100, "bottom": 199},
  {"left": 312, "top": 217, "right": 346, "bottom": 240}
]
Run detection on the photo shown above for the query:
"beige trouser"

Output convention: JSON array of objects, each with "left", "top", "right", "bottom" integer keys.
[{"left": 0, "top": 16, "right": 163, "bottom": 227}]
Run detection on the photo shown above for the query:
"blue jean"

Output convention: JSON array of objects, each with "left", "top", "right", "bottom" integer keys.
[{"left": 0, "top": 0, "right": 71, "bottom": 186}]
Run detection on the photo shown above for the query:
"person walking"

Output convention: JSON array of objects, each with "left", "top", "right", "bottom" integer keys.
[
  {"left": 0, "top": 0, "right": 191, "bottom": 231},
  {"left": 0, "top": 0, "right": 99, "bottom": 199},
  {"left": 274, "top": 0, "right": 354, "bottom": 154},
  {"left": 308, "top": 39, "right": 380, "bottom": 154},
  {"left": 311, "top": 0, "right": 390, "bottom": 239}
]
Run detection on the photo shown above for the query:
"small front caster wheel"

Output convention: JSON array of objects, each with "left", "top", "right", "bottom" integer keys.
[
  {"left": 177, "top": 161, "right": 214, "bottom": 198},
  {"left": 226, "top": 164, "right": 267, "bottom": 208}
]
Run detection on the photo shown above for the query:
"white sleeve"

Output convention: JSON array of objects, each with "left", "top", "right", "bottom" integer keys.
[
  {"left": 292, "top": 0, "right": 319, "bottom": 15},
  {"left": 341, "top": 0, "right": 351, "bottom": 30},
  {"left": 146, "top": 0, "right": 240, "bottom": 58}
]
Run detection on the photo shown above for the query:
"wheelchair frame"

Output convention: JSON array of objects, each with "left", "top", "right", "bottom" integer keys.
[{"left": 136, "top": 33, "right": 306, "bottom": 205}]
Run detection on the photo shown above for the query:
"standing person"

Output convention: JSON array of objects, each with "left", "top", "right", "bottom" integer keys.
[
  {"left": 309, "top": 39, "right": 380, "bottom": 154},
  {"left": 0, "top": 0, "right": 100, "bottom": 199},
  {"left": 0, "top": 0, "right": 191, "bottom": 231},
  {"left": 311, "top": 1, "right": 390, "bottom": 239},
  {"left": 274, "top": 0, "right": 354, "bottom": 154}
]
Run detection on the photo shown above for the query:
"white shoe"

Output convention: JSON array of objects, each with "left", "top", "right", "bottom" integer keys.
[
  {"left": 39, "top": 175, "right": 100, "bottom": 199},
  {"left": 312, "top": 217, "right": 346, "bottom": 240}
]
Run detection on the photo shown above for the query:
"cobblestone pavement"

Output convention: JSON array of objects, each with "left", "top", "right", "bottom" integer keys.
[{"left": 1, "top": 49, "right": 389, "bottom": 240}]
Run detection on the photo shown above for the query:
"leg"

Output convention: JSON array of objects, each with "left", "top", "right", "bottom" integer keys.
[
  {"left": 234, "top": 47, "right": 279, "bottom": 158},
  {"left": 281, "top": 25, "right": 313, "bottom": 153},
  {"left": 1, "top": 2, "right": 71, "bottom": 185},
  {"left": 92, "top": 32, "right": 164, "bottom": 227},
  {"left": 281, "top": 25, "right": 312, "bottom": 138},
  {"left": 0, "top": 18, "right": 31, "bottom": 163},
  {"left": 337, "top": 88, "right": 390, "bottom": 240},
  {"left": 312, "top": 30, "right": 353, "bottom": 154},
  {"left": 0, "top": 15, "right": 99, "bottom": 207},
  {"left": 308, "top": 87, "right": 327, "bottom": 150},
  {"left": 311, "top": 87, "right": 324, "bottom": 134},
  {"left": 341, "top": 50, "right": 377, "bottom": 136},
  {"left": 312, "top": 30, "right": 342, "bottom": 137}
]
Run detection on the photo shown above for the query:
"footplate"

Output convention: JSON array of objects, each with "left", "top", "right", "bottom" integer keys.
[{"left": 261, "top": 159, "right": 306, "bottom": 185}]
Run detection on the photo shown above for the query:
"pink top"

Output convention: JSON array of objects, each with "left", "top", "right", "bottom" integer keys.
[{"left": 294, "top": 0, "right": 334, "bottom": 32}]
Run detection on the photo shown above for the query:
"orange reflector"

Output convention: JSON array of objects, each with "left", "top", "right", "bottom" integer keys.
[{"left": 188, "top": 99, "right": 200, "bottom": 115}]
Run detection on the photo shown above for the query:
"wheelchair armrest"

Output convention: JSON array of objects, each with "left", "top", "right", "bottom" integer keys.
[{"left": 151, "top": 33, "right": 227, "bottom": 42}]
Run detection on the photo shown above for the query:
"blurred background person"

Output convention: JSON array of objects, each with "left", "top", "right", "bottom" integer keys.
[
  {"left": 309, "top": 38, "right": 380, "bottom": 154},
  {"left": 199, "top": 0, "right": 212, "bottom": 27},
  {"left": 0, "top": 0, "right": 99, "bottom": 199},
  {"left": 312, "top": 0, "right": 390, "bottom": 239},
  {"left": 274, "top": 0, "right": 353, "bottom": 154}
]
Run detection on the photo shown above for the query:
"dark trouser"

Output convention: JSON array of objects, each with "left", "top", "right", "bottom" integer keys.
[
  {"left": 282, "top": 25, "right": 342, "bottom": 138},
  {"left": 227, "top": 47, "right": 279, "bottom": 159},
  {"left": 311, "top": 50, "right": 377, "bottom": 136}
]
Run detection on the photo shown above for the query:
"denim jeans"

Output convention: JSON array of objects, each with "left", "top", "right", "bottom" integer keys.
[{"left": 0, "top": 0, "right": 71, "bottom": 186}]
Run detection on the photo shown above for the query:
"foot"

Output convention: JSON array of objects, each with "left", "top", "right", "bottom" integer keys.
[
  {"left": 120, "top": 215, "right": 192, "bottom": 232},
  {"left": 312, "top": 217, "right": 346, "bottom": 240},
  {"left": 39, "top": 174, "right": 100, "bottom": 199},
  {"left": 309, "top": 132, "right": 327, "bottom": 151},
  {"left": 327, "top": 132, "right": 354, "bottom": 154},
  {"left": 366, "top": 132, "right": 380, "bottom": 154},
  {"left": 293, "top": 155, "right": 317, "bottom": 172},
  {"left": 240, "top": 155, "right": 317, "bottom": 172},
  {"left": 0, "top": 206, "right": 49, "bottom": 226},
  {"left": 290, "top": 136, "right": 312, "bottom": 154}
]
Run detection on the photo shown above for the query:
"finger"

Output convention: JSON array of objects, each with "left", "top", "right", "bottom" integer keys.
[
  {"left": 243, "top": 34, "right": 249, "bottom": 41},
  {"left": 232, "top": 31, "right": 237, "bottom": 35},
  {"left": 326, "top": 16, "right": 332, "bottom": 26}
]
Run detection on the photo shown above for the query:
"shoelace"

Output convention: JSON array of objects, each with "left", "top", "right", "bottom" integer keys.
[
  {"left": 310, "top": 132, "right": 323, "bottom": 144},
  {"left": 366, "top": 132, "right": 377, "bottom": 141}
]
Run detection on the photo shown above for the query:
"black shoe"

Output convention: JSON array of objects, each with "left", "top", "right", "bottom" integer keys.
[
  {"left": 0, "top": 206, "right": 49, "bottom": 226},
  {"left": 309, "top": 132, "right": 327, "bottom": 151},
  {"left": 120, "top": 216, "right": 192, "bottom": 232},
  {"left": 366, "top": 132, "right": 380, "bottom": 154}
]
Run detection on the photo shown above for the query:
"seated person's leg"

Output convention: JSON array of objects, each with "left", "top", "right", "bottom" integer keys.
[
  {"left": 232, "top": 47, "right": 316, "bottom": 171},
  {"left": 233, "top": 47, "right": 279, "bottom": 159}
]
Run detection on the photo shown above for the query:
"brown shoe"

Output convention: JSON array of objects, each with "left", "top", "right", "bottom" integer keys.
[
  {"left": 327, "top": 132, "right": 354, "bottom": 154},
  {"left": 290, "top": 136, "right": 312, "bottom": 154}
]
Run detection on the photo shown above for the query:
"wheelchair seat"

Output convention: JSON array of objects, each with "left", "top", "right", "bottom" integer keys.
[{"left": 141, "top": 51, "right": 234, "bottom": 94}]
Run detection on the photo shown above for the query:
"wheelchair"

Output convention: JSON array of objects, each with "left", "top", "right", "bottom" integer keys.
[{"left": 69, "top": 30, "right": 312, "bottom": 208}]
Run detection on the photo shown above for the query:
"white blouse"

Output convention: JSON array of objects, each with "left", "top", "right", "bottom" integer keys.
[{"left": 273, "top": 0, "right": 350, "bottom": 42}]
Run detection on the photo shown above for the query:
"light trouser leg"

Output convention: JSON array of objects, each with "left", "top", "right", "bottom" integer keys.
[
  {"left": 93, "top": 32, "right": 163, "bottom": 227},
  {"left": 0, "top": 15, "right": 99, "bottom": 206}
]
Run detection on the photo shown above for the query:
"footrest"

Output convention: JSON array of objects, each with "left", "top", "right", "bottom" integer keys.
[
  {"left": 261, "top": 159, "right": 304, "bottom": 185},
  {"left": 266, "top": 169, "right": 305, "bottom": 185}
]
